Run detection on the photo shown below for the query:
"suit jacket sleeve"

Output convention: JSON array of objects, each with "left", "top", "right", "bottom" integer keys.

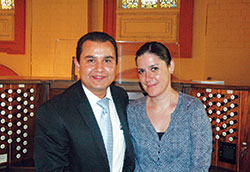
[{"left": 34, "top": 102, "right": 71, "bottom": 172}]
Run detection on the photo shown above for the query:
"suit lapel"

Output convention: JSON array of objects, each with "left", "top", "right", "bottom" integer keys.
[
  {"left": 74, "top": 82, "right": 109, "bottom": 167},
  {"left": 73, "top": 82, "right": 133, "bottom": 170},
  {"left": 111, "top": 88, "right": 130, "bottom": 146},
  {"left": 111, "top": 86, "right": 135, "bottom": 169},
  {"left": 113, "top": 97, "right": 127, "bottom": 131}
]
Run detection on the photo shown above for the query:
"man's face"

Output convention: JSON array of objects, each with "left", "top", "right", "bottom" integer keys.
[{"left": 75, "top": 40, "right": 116, "bottom": 98}]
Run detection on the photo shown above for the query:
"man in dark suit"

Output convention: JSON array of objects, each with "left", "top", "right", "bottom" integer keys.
[{"left": 34, "top": 32, "right": 135, "bottom": 172}]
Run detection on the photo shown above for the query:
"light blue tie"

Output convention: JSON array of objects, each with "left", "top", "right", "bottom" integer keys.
[{"left": 97, "top": 98, "right": 113, "bottom": 171}]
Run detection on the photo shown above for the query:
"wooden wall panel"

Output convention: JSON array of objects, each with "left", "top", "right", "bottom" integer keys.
[
  {"left": 0, "top": 10, "right": 14, "bottom": 41},
  {"left": 116, "top": 10, "right": 178, "bottom": 42},
  {"left": 103, "top": 0, "right": 193, "bottom": 58}
]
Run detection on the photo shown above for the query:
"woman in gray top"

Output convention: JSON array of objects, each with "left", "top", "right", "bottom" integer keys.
[{"left": 127, "top": 42, "right": 212, "bottom": 172}]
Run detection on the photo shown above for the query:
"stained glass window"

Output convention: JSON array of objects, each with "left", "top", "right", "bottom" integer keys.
[
  {"left": 160, "top": 0, "right": 177, "bottom": 8},
  {"left": 1, "top": 0, "right": 14, "bottom": 10},
  {"left": 141, "top": 0, "right": 157, "bottom": 8},
  {"left": 121, "top": 0, "right": 177, "bottom": 9},
  {"left": 122, "top": 0, "right": 139, "bottom": 9}
]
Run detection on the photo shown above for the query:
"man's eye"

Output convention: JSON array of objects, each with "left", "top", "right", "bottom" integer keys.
[
  {"left": 87, "top": 59, "right": 95, "bottom": 63},
  {"left": 138, "top": 69, "right": 144, "bottom": 75},
  {"left": 104, "top": 59, "right": 111, "bottom": 63},
  {"left": 151, "top": 67, "right": 159, "bottom": 71}
]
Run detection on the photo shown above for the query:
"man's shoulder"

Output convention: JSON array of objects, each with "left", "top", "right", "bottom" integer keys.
[
  {"left": 110, "top": 83, "right": 127, "bottom": 94},
  {"left": 110, "top": 84, "right": 129, "bottom": 106},
  {"left": 39, "top": 81, "right": 82, "bottom": 109}
]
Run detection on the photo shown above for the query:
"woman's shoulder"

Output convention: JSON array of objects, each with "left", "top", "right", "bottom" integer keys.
[
  {"left": 127, "top": 96, "right": 147, "bottom": 110},
  {"left": 180, "top": 92, "right": 202, "bottom": 104},
  {"left": 178, "top": 92, "right": 205, "bottom": 111},
  {"left": 127, "top": 96, "right": 147, "bottom": 124}
]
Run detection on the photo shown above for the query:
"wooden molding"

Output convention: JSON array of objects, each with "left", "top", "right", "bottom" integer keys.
[{"left": 0, "top": 0, "right": 25, "bottom": 54}]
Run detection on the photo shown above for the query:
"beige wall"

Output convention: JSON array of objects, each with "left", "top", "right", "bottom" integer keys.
[
  {"left": 88, "top": 0, "right": 103, "bottom": 32},
  {"left": 174, "top": 0, "right": 207, "bottom": 82},
  {"left": 175, "top": 0, "right": 250, "bottom": 85},
  {"left": 31, "top": 0, "right": 88, "bottom": 78},
  {"left": 204, "top": 0, "right": 250, "bottom": 85},
  {"left": 0, "top": 0, "right": 88, "bottom": 78},
  {"left": 0, "top": 0, "right": 249, "bottom": 85}
]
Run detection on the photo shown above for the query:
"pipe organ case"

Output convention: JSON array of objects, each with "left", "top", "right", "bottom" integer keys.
[
  {"left": 0, "top": 80, "right": 48, "bottom": 171},
  {"left": 0, "top": 79, "right": 249, "bottom": 172},
  {"left": 186, "top": 84, "right": 250, "bottom": 172}
]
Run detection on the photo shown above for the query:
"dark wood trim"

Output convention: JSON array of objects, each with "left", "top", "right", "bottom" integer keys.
[
  {"left": 179, "top": 0, "right": 193, "bottom": 58},
  {"left": 0, "top": 0, "right": 26, "bottom": 54},
  {"left": 103, "top": 0, "right": 116, "bottom": 38}
]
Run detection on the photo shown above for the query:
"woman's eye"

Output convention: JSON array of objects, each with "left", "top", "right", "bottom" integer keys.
[
  {"left": 138, "top": 69, "right": 144, "bottom": 75},
  {"left": 151, "top": 67, "right": 159, "bottom": 71}
]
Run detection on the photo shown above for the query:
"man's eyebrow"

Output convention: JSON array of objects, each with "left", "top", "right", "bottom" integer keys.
[
  {"left": 85, "top": 55, "right": 95, "bottom": 58},
  {"left": 104, "top": 56, "right": 114, "bottom": 59},
  {"left": 84, "top": 55, "right": 114, "bottom": 59}
]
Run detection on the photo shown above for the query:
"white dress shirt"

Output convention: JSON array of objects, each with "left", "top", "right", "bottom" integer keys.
[{"left": 81, "top": 84, "right": 126, "bottom": 172}]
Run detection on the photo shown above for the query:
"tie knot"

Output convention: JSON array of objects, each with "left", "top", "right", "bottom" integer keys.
[{"left": 97, "top": 98, "right": 110, "bottom": 113}]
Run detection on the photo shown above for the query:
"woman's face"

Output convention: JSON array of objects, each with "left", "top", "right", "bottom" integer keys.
[{"left": 136, "top": 52, "right": 174, "bottom": 97}]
